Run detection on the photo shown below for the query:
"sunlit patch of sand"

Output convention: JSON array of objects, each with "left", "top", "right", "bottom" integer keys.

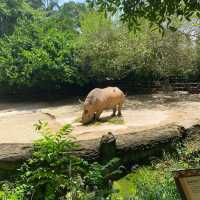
[{"left": 1, "top": 92, "right": 200, "bottom": 143}]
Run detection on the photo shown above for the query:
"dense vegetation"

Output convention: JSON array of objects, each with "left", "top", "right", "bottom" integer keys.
[
  {"left": 0, "top": 0, "right": 200, "bottom": 94},
  {"left": 0, "top": 121, "right": 120, "bottom": 199},
  {"left": 0, "top": 121, "right": 200, "bottom": 200},
  {"left": 112, "top": 141, "right": 200, "bottom": 200}
]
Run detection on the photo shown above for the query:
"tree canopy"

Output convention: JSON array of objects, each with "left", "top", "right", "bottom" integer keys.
[
  {"left": 0, "top": 0, "right": 34, "bottom": 36},
  {"left": 0, "top": 0, "right": 200, "bottom": 94},
  {"left": 89, "top": 0, "right": 200, "bottom": 30}
]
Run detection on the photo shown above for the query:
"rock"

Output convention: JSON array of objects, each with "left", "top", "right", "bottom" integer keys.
[
  {"left": 184, "top": 124, "right": 200, "bottom": 151},
  {"left": 185, "top": 124, "right": 200, "bottom": 139},
  {"left": 0, "top": 143, "right": 32, "bottom": 180},
  {"left": 99, "top": 132, "right": 116, "bottom": 163},
  {"left": 116, "top": 124, "right": 186, "bottom": 164},
  {"left": 0, "top": 123, "right": 199, "bottom": 180},
  {"left": 75, "top": 139, "right": 100, "bottom": 161}
]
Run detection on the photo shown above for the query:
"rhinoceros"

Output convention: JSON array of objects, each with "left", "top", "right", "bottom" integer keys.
[{"left": 81, "top": 87, "right": 125, "bottom": 124}]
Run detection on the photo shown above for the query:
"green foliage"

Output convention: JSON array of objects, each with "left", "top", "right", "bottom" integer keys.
[
  {"left": 59, "top": 2, "right": 88, "bottom": 28},
  {"left": 0, "top": 15, "right": 84, "bottom": 92},
  {"left": 0, "top": 1, "right": 89, "bottom": 93},
  {"left": 0, "top": 1, "right": 199, "bottom": 93},
  {"left": 112, "top": 165, "right": 180, "bottom": 200},
  {"left": 107, "top": 117, "right": 124, "bottom": 125},
  {"left": 79, "top": 12, "right": 195, "bottom": 84},
  {"left": 193, "top": 35, "right": 200, "bottom": 81},
  {"left": 89, "top": 0, "right": 200, "bottom": 30},
  {"left": 85, "top": 162, "right": 105, "bottom": 187},
  {"left": 18, "top": 121, "right": 86, "bottom": 199},
  {"left": 0, "top": 121, "right": 121, "bottom": 199},
  {"left": 0, "top": 0, "right": 35, "bottom": 37},
  {"left": 79, "top": 13, "right": 150, "bottom": 81},
  {"left": 28, "top": 0, "right": 44, "bottom": 9},
  {"left": 0, "top": 183, "right": 28, "bottom": 200},
  {"left": 28, "top": 0, "right": 60, "bottom": 11},
  {"left": 147, "top": 31, "right": 196, "bottom": 81},
  {"left": 112, "top": 143, "right": 200, "bottom": 200},
  {"left": 132, "top": 169, "right": 180, "bottom": 200}
]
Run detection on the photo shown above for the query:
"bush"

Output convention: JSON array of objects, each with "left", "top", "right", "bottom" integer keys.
[
  {"left": 18, "top": 121, "right": 83, "bottom": 199},
  {"left": 79, "top": 12, "right": 195, "bottom": 84},
  {"left": 0, "top": 15, "right": 85, "bottom": 93},
  {"left": 0, "top": 3, "right": 198, "bottom": 93},
  {"left": 0, "top": 121, "right": 121, "bottom": 199}
]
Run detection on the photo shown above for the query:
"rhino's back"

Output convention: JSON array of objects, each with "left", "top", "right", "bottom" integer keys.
[
  {"left": 96, "top": 87, "right": 124, "bottom": 109},
  {"left": 103, "top": 87, "right": 123, "bottom": 97},
  {"left": 86, "top": 86, "right": 124, "bottom": 100},
  {"left": 84, "top": 87, "right": 125, "bottom": 112}
]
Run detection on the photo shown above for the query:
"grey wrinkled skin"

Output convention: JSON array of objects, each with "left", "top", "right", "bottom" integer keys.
[{"left": 82, "top": 87, "right": 125, "bottom": 124}]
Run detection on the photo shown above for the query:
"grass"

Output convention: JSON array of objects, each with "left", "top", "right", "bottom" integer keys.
[
  {"left": 112, "top": 172, "right": 137, "bottom": 198},
  {"left": 107, "top": 116, "right": 124, "bottom": 125},
  {"left": 112, "top": 140, "right": 200, "bottom": 200},
  {"left": 112, "top": 162, "right": 181, "bottom": 200},
  {"left": 112, "top": 168, "right": 165, "bottom": 199},
  {"left": 73, "top": 116, "right": 81, "bottom": 123}
]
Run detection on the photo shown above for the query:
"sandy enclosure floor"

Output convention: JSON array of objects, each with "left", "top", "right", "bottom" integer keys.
[{"left": 1, "top": 91, "right": 200, "bottom": 143}]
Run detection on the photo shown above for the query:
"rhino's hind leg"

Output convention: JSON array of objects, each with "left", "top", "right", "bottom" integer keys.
[
  {"left": 111, "top": 106, "right": 117, "bottom": 117},
  {"left": 117, "top": 103, "right": 122, "bottom": 116}
]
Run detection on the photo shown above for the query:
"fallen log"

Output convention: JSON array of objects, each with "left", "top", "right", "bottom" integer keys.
[{"left": 0, "top": 123, "right": 199, "bottom": 180}]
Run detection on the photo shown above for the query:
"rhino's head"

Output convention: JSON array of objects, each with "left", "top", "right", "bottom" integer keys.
[{"left": 81, "top": 99, "right": 95, "bottom": 124}]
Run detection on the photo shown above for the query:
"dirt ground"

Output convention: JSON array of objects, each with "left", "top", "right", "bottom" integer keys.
[{"left": 1, "top": 91, "right": 200, "bottom": 143}]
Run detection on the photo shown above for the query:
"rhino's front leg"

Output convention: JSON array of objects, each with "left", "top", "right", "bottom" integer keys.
[{"left": 95, "top": 110, "right": 102, "bottom": 120}]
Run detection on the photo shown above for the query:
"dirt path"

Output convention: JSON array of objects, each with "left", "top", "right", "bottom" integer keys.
[{"left": 1, "top": 92, "right": 200, "bottom": 143}]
